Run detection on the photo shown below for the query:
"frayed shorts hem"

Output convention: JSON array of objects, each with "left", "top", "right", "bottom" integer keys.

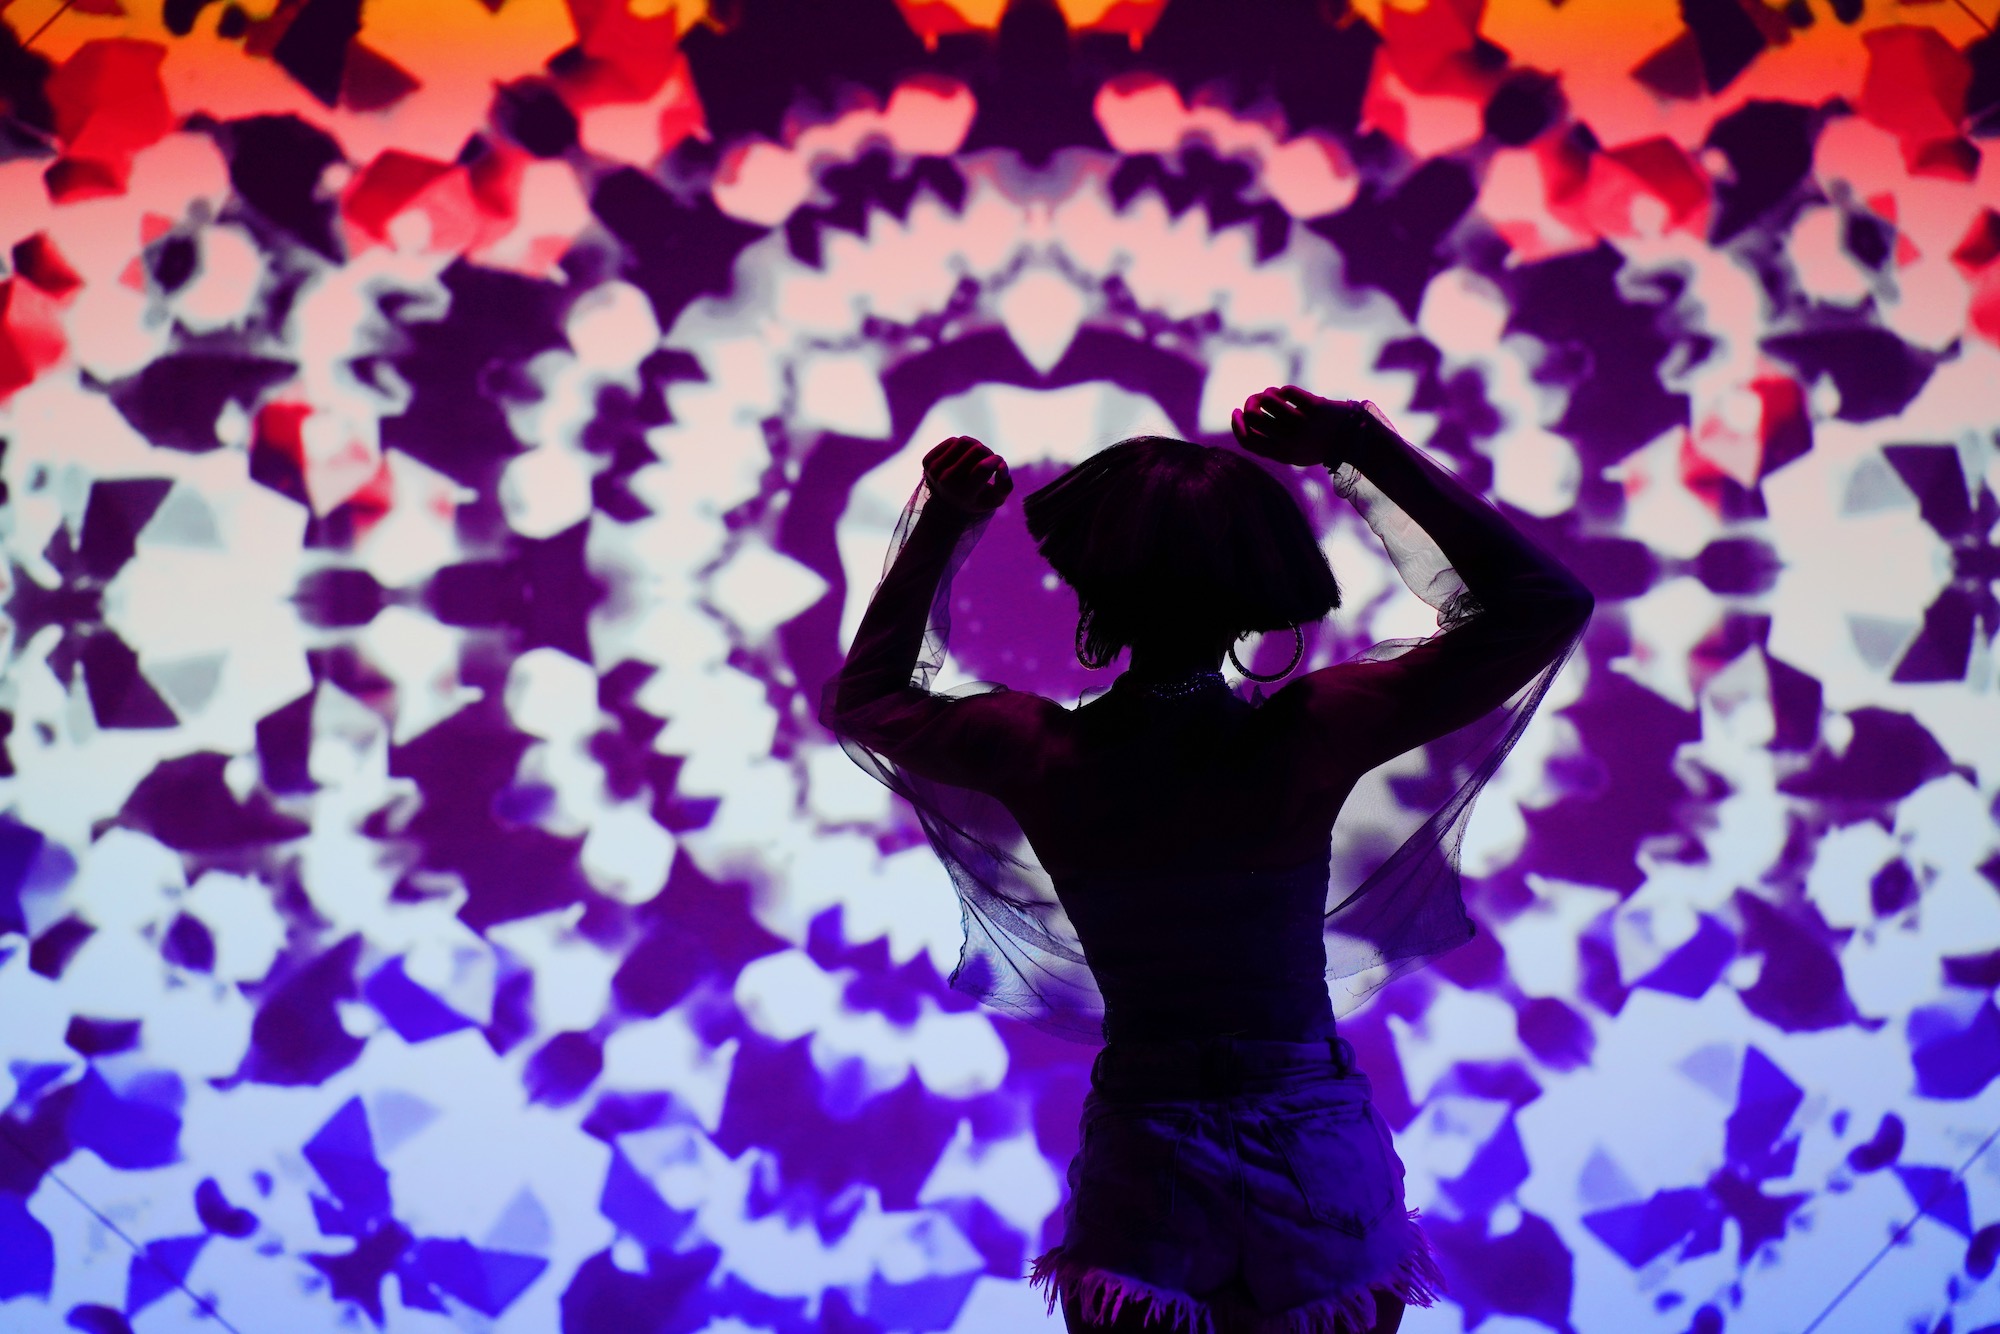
[{"left": 1029, "top": 1208, "right": 1446, "bottom": 1334}]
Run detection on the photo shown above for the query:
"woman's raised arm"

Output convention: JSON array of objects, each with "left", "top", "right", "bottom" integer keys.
[
  {"left": 821, "top": 437, "right": 1056, "bottom": 793},
  {"left": 1235, "top": 387, "right": 1594, "bottom": 768}
]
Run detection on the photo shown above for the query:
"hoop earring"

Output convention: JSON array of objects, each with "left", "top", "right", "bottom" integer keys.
[
  {"left": 1229, "top": 625, "right": 1305, "bottom": 682},
  {"left": 1075, "top": 609, "right": 1115, "bottom": 670}
]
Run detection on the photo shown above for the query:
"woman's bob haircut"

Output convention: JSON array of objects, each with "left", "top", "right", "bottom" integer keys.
[{"left": 1022, "top": 435, "right": 1340, "bottom": 668}]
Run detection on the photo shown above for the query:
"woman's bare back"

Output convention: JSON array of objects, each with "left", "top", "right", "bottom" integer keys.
[
  {"left": 821, "top": 390, "right": 1593, "bottom": 1036},
  {"left": 996, "top": 678, "right": 1354, "bottom": 877}
]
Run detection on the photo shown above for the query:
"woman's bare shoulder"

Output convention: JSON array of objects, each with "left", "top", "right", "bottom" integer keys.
[
  {"left": 1266, "top": 661, "right": 1413, "bottom": 748},
  {"left": 960, "top": 686, "right": 1074, "bottom": 750}
]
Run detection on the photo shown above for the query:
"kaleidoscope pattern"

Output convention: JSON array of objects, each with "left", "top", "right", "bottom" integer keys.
[{"left": 3, "top": 0, "right": 2000, "bottom": 1330}]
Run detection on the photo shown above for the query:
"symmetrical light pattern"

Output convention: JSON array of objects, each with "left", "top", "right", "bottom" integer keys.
[{"left": 3, "top": 0, "right": 2000, "bottom": 1330}]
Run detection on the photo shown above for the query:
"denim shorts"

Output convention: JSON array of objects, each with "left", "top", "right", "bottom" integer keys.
[{"left": 1030, "top": 1035, "right": 1444, "bottom": 1334}]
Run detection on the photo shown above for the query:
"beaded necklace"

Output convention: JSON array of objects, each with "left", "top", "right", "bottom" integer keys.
[{"left": 1132, "top": 670, "right": 1227, "bottom": 701}]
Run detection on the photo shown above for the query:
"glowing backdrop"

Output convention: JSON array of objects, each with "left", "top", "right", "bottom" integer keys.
[{"left": 2, "top": 0, "right": 2000, "bottom": 1330}]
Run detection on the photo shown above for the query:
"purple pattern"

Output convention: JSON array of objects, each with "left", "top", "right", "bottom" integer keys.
[{"left": 1, "top": 1, "right": 1998, "bottom": 1331}]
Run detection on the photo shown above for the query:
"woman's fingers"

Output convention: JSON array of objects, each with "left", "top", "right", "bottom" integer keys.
[
  {"left": 1246, "top": 388, "right": 1302, "bottom": 419},
  {"left": 925, "top": 437, "right": 989, "bottom": 489},
  {"left": 948, "top": 453, "right": 1002, "bottom": 485},
  {"left": 1241, "top": 397, "right": 1302, "bottom": 443},
  {"left": 937, "top": 457, "right": 980, "bottom": 492},
  {"left": 923, "top": 434, "right": 980, "bottom": 469},
  {"left": 1233, "top": 407, "right": 1275, "bottom": 449},
  {"left": 1233, "top": 388, "right": 1346, "bottom": 466},
  {"left": 926, "top": 438, "right": 1012, "bottom": 510}
]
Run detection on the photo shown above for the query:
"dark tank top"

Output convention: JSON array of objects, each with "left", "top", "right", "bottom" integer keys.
[{"left": 1053, "top": 854, "right": 1337, "bottom": 1043}]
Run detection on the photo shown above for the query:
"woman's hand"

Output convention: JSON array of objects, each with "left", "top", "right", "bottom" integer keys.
[
  {"left": 1231, "top": 386, "right": 1387, "bottom": 469},
  {"left": 923, "top": 435, "right": 1013, "bottom": 515}
]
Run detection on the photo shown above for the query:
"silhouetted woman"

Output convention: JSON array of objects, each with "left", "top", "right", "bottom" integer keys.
[{"left": 823, "top": 386, "right": 1594, "bottom": 1334}]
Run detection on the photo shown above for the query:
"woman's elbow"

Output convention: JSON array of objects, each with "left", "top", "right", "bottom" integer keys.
[
  {"left": 1509, "top": 570, "right": 1595, "bottom": 630},
  {"left": 821, "top": 671, "right": 871, "bottom": 731},
  {"left": 1561, "top": 582, "right": 1595, "bottom": 627},
  {"left": 1537, "top": 584, "right": 1593, "bottom": 643},
  {"left": 1512, "top": 576, "right": 1593, "bottom": 643}
]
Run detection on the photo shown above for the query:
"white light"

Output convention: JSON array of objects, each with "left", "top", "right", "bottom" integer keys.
[
  {"left": 707, "top": 542, "right": 829, "bottom": 640},
  {"left": 500, "top": 445, "right": 595, "bottom": 540},
  {"left": 580, "top": 804, "right": 677, "bottom": 905},
  {"left": 794, "top": 350, "right": 892, "bottom": 439},
  {"left": 995, "top": 268, "right": 1087, "bottom": 374},
  {"left": 1418, "top": 269, "right": 1509, "bottom": 358},
  {"left": 1198, "top": 345, "right": 1293, "bottom": 435},
  {"left": 505, "top": 647, "right": 600, "bottom": 741},
  {"left": 565, "top": 281, "right": 661, "bottom": 372}
]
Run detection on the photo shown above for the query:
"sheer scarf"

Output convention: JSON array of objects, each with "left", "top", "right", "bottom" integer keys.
[{"left": 821, "top": 460, "right": 1584, "bottom": 1041}]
